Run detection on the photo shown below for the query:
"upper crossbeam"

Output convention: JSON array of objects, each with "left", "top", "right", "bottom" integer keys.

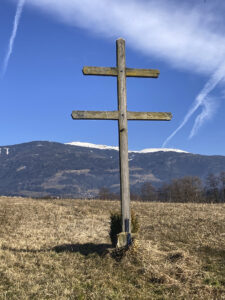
[{"left": 83, "top": 66, "right": 159, "bottom": 78}]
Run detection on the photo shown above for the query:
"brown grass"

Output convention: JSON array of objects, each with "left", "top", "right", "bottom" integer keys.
[{"left": 0, "top": 197, "right": 224, "bottom": 299}]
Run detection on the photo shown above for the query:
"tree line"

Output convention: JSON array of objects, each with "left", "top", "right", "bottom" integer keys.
[{"left": 98, "top": 172, "right": 225, "bottom": 203}]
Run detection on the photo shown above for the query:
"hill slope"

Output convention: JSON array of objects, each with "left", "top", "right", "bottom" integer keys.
[{"left": 0, "top": 141, "right": 225, "bottom": 197}]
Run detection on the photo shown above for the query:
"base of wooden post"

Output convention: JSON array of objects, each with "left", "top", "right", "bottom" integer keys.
[{"left": 116, "top": 232, "right": 136, "bottom": 248}]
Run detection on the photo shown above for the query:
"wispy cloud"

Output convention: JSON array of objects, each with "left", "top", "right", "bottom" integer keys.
[
  {"left": 162, "top": 63, "right": 225, "bottom": 147},
  {"left": 189, "top": 96, "right": 217, "bottom": 139},
  {"left": 8, "top": 0, "right": 225, "bottom": 141},
  {"left": 13, "top": 0, "right": 225, "bottom": 74},
  {"left": 2, "top": 0, "right": 25, "bottom": 78}
]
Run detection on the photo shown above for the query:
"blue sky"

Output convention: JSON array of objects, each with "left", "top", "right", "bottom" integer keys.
[{"left": 0, "top": 0, "right": 225, "bottom": 155}]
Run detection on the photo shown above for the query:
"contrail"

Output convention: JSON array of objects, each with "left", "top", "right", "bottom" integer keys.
[
  {"left": 162, "top": 63, "right": 225, "bottom": 147},
  {"left": 189, "top": 96, "right": 216, "bottom": 139},
  {"left": 1, "top": 0, "right": 25, "bottom": 78}
]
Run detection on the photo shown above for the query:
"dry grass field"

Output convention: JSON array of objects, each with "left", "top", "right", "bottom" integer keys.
[{"left": 0, "top": 197, "right": 224, "bottom": 299}]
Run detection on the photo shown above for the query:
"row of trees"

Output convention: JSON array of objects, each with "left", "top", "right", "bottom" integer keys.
[{"left": 98, "top": 172, "right": 225, "bottom": 203}]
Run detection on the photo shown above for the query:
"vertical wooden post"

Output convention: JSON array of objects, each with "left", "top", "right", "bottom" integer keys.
[
  {"left": 72, "top": 37, "right": 172, "bottom": 247},
  {"left": 116, "top": 38, "right": 131, "bottom": 234}
]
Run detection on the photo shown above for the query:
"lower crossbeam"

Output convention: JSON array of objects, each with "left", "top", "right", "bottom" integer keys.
[{"left": 71, "top": 111, "right": 172, "bottom": 121}]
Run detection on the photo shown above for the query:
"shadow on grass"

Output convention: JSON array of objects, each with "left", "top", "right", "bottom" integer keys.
[
  {"left": 199, "top": 246, "right": 225, "bottom": 261},
  {"left": 53, "top": 243, "right": 112, "bottom": 256},
  {"left": 2, "top": 243, "right": 112, "bottom": 257}
]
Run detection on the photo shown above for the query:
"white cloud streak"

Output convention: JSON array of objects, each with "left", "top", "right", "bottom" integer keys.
[
  {"left": 7, "top": 0, "right": 225, "bottom": 141},
  {"left": 162, "top": 63, "right": 225, "bottom": 147},
  {"left": 2, "top": 0, "right": 25, "bottom": 77},
  {"left": 189, "top": 96, "right": 216, "bottom": 139},
  {"left": 9, "top": 0, "right": 225, "bottom": 74}
]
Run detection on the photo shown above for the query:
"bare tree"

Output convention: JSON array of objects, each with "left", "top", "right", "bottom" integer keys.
[
  {"left": 158, "top": 183, "right": 171, "bottom": 202},
  {"left": 140, "top": 182, "right": 157, "bottom": 202},
  {"left": 98, "top": 187, "right": 117, "bottom": 200},
  {"left": 169, "top": 176, "right": 203, "bottom": 203},
  {"left": 205, "top": 173, "right": 219, "bottom": 203},
  {"left": 219, "top": 171, "right": 225, "bottom": 203},
  {"left": 130, "top": 191, "right": 141, "bottom": 201}
]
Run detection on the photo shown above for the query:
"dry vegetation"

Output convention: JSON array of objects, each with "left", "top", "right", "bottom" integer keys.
[{"left": 0, "top": 197, "right": 224, "bottom": 299}]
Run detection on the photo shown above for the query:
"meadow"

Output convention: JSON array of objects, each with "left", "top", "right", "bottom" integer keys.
[{"left": 0, "top": 197, "right": 224, "bottom": 299}]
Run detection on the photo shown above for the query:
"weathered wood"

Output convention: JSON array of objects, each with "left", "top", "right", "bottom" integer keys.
[
  {"left": 71, "top": 37, "right": 173, "bottom": 247},
  {"left": 83, "top": 66, "right": 117, "bottom": 76},
  {"left": 83, "top": 66, "right": 159, "bottom": 78},
  {"left": 117, "top": 232, "right": 137, "bottom": 248},
  {"left": 72, "top": 111, "right": 172, "bottom": 121},
  {"left": 126, "top": 68, "right": 159, "bottom": 78},
  {"left": 72, "top": 111, "right": 119, "bottom": 120},
  {"left": 127, "top": 112, "right": 172, "bottom": 120},
  {"left": 117, "top": 38, "right": 131, "bottom": 234}
]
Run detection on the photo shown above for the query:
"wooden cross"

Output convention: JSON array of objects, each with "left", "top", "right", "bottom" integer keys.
[{"left": 71, "top": 38, "right": 172, "bottom": 246}]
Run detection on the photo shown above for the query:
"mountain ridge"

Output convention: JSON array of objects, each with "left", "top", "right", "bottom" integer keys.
[{"left": 0, "top": 140, "right": 224, "bottom": 198}]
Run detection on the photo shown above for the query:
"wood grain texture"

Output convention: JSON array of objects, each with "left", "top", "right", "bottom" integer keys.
[
  {"left": 83, "top": 66, "right": 159, "bottom": 78},
  {"left": 126, "top": 68, "right": 159, "bottom": 78},
  {"left": 117, "top": 38, "right": 131, "bottom": 234},
  {"left": 83, "top": 66, "right": 117, "bottom": 76},
  {"left": 71, "top": 111, "right": 119, "bottom": 120},
  {"left": 72, "top": 111, "right": 172, "bottom": 121},
  {"left": 127, "top": 112, "right": 172, "bottom": 120}
]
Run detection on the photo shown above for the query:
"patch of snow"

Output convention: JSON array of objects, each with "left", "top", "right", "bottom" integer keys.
[
  {"left": 66, "top": 142, "right": 119, "bottom": 151},
  {"left": 0, "top": 148, "right": 10, "bottom": 155},
  {"left": 17, "top": 166, "right": 26, "bottom": 172},
  {"left": 66, "top": 142, "right": 188, "bottom": 154},
  {"left": 4, "top": 148, "right": 9, "bottom": 155},
  {"left": 131, "top": 148, "right": 189, "bottom": 154}
]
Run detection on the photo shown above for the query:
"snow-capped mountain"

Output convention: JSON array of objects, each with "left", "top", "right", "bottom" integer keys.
[
  {"left": 0, "top": 141, "right": 224, "bottom": 198},
  {"left": 66, "top": 141, "right": 188, "bottom": 154}
]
